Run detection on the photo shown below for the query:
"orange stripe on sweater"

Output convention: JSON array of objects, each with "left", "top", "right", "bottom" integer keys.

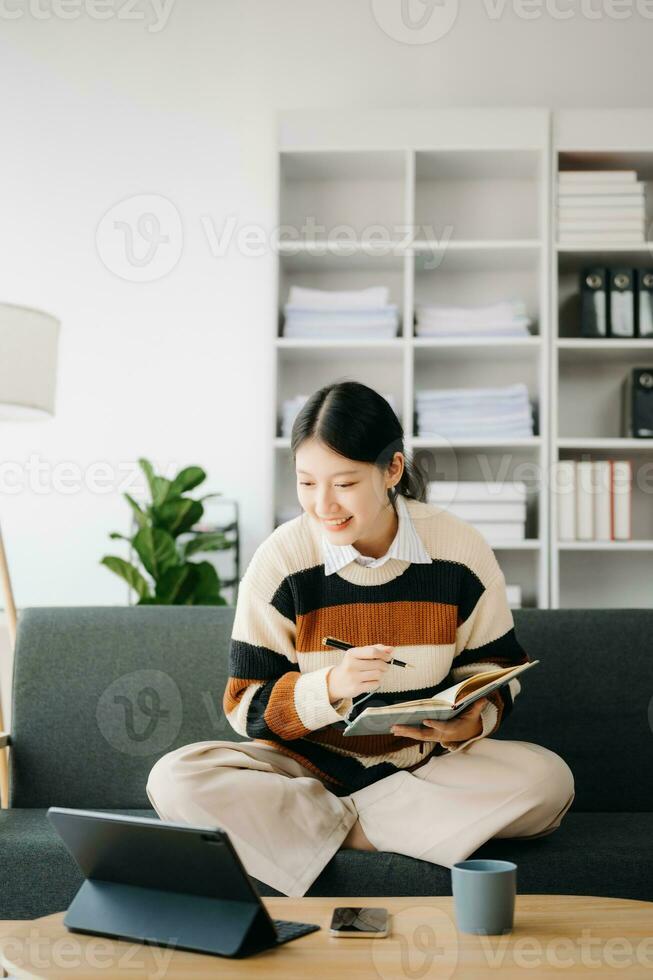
[
  {"left": 296, "top": 600, "right": 457, "bottom": 652},
  {"left": 223, "top": 676, "right": 259, "bottom": 715},
  {"left": 264, "top": 672, "right": 312, "bottom": 739}
]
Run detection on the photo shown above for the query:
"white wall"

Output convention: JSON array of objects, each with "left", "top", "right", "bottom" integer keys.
[{"left": 1, "top": 0, "right": 652, "bottom": 607}]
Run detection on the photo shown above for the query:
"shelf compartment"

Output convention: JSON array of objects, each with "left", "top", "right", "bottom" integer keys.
[
  {"left": 413, "top": 240, "right": 541, "bottom": 273},
  {"left": 492, "top": 549, "right": 542, "bottom": 608},
  {"left": 413, "top": 337, "right": 542, "bottom": 361},
  {"left": 280, "top": 150, "right": 407, "bottom": 243},
  {"left": 558, "top": 550, "right": 653, "bottom": 609},
  {"left": 412, "top": 243, "right": 541, "bottom": 339},
  {"left": 414, "top": 150, "right": 542, "bottom": 242},
  {"left": 556, "top": 346, "right": 653, "bottom": 439},
  {"left": 278, "top": 247, "right": 405, "bottom": 339},
  {"left": 556, "top": 446, "right": 653, "bottom": 540},
  {"left": 557, "top": 246, "right": 653, "bottom": 275},
  {"left": 414, "top": 347, "right": 540, "bottom": 414},
  {"left": 557, "top": 339, "right": 653, "bottom": 362},
  {"left": 276, "top": 348, "right": 404, "bottom": 438}
]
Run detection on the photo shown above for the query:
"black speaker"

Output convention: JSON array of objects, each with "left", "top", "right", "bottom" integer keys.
[{"left": 622, "top": 368, "right": 653, "bottom": 438}]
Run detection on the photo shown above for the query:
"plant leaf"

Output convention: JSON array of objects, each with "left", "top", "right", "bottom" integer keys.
[
  {"left": 100, "top": 556, "right": 151, "bottom": 600},
  {"left": 124, "top": 493, "right": 148, "bottom": 529},
  {"left": 154, "top": 564, "right": 195, "bottom": 604},
  {"left": 183, "top": 532, "right": 229, "bottom": 557},
  {"left": 153, "top": 499, "right": 203, "bottom": 537},
  {"left": 168, "top": 466, "right": 206, "bottom": 498},
  {"left": 132, "top": 527, "right": 178, "bottom": 579},
  {"left": 188, "top": 561, "right": 225, "bottom": 605},
  {"left": 109, "top": 532, "right": 131, "bottom": 541},
  {"left": 138, "top": 458, "right": 171, "bottom": 507},
  {"left": 138, "top": 457, "right": 156, "bottom": 496}
]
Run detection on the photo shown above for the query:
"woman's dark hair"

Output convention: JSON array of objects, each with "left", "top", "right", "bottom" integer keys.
[{"left": 290, "top": 381, "right": 427, "bottom": 510}]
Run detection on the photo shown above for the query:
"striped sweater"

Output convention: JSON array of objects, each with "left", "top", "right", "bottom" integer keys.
[{"left": 223, "top": 496, "right": 529, "bottom": 796}]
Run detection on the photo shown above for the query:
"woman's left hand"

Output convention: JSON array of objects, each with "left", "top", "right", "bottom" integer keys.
[{"left": 390, "top": 697, "right": 489, "bottom": 745}]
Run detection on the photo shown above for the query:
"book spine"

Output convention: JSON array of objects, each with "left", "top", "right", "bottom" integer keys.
[
  {"left": 612, "top": 460, "right": 632, "bottom": 541},
  {"left": 593, "top": 461, "right": 612, "bottom": 541},
  {"left": 576, "top": 461, "right": 594, "bottom": 540},
  {"left": 556, "top": 461, "right": 576, "bottom": 541}
]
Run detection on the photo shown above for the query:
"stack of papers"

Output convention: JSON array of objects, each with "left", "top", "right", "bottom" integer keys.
[
  {"left": 557, "top": 170, "right": 648, "bottom": 244},
  {"left": 280, "top": 391, "right": 398, "bottom": 437},
  {"left": 428, "top": 480, "right": 528, "bottom": 544},
  {"left": 416, "top": 383, "right": 534, "bottom": 439},
  {"left": 415, "top": 300, "right": 532, "bottom": 338},
  {"left": 283, "top": 285, "right": 399, "bottom": 339}
]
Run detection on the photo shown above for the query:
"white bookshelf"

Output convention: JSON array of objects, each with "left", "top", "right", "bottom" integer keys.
[
  {"left": 271, "top": 109, "right": 550, "bottom": 609},
  {"left": 270, "top": 108, "right": 653, "bottom": 610},
  {"left": 551, "top": 109, "right": 653, "bottom": 609}
]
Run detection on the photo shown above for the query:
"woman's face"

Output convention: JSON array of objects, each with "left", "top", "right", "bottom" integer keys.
[{"left": 295, "top": 438, "right": 403, "bottom": 543}]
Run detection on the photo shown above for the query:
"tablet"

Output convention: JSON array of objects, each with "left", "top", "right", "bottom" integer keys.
[{"left": 47, "top": 807, "right": 319, "bottom": 958}]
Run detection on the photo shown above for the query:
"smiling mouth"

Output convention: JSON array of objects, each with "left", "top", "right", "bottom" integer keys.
[{"left": 322, "top": 515, "right": 353, "bottom": 528}]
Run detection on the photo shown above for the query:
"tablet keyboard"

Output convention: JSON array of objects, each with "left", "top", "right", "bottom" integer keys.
[{"left": 272, "top": 918, "right": 320, "bottom": 944}]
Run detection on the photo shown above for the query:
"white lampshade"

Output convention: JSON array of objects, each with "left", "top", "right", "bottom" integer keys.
[{"left": 0, "top": 303, "right": 60, "bottom": 420}]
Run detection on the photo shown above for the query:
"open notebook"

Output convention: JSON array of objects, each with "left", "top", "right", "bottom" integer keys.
[{"left": 342, "top": 660, "right": 538, "bottom": 737}]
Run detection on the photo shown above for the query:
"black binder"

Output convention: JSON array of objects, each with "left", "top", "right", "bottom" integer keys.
[
  {"left": 47, "top": 808, "right": 320, "bottom": 959},
  {"left": 636, "top": 269, "right": 653, "bottom": 339},
  {"left": 580, "top": 267, "right": 608, "bottom": 337},
  {"left": 609, "top": 268, "right": 636, "bottom": 338}
]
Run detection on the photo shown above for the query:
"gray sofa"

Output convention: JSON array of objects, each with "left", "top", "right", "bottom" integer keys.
[{"left": 1, "top": 606, "right": 651, "bottom": 919}]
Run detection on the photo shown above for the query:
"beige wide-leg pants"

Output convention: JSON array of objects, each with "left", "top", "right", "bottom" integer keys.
[{"left": 146, "top": 737, "right": 575, "bottom": 898}]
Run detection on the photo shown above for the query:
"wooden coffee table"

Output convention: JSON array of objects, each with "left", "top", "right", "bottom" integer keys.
[{"left": 1, "top": 895, "right": 652, "bottom": 978}]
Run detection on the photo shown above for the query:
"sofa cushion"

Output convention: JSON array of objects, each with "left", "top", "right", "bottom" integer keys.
[
  {"left": 10, "top": 607, "right": 243, "bottom": 809},
  {"left": 2, "top": 809, "right": 651, "bottom": 919},
  {"left": 496, "top": 609, "right": 653, "bottom": 812}
]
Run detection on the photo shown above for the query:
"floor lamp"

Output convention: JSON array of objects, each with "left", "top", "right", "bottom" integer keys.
[{"left": 0, "top": 303, "right": 60, "bottom": 808}]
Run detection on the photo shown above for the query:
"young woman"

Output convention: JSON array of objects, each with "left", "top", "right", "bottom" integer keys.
[{"left": 147, "top": 381, "right": 574, "bottom": 897}]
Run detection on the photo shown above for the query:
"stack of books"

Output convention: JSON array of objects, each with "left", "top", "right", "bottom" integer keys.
[
  {"left": 282, "top": 285, "right": 399, "bottom": 339},
  {"left": 557, "top": 170, "right": 648, "bottom": 245},
  {"left": 280, "top": 391, "right": 399, "bottom": 437},
  {"left": 415, "top": 300, "right": 532, "bottom": 338},
  {"left": 415, "top": 383, "right": 534, "bottom": 440},
  {"left": 428, "top": 480, "right": 528, "bottom": 544},
  {"left": 555, "top": 460, "right": 632, "bottom": 541}
]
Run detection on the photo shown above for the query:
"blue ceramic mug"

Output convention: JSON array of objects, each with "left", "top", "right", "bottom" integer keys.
[{"left": 451, "top": 859, "right": 517, "bottom": 935}]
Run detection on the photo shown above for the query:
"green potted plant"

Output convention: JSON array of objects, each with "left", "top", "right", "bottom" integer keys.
[{"left": 101, "top": 457, "right": 230, "bottom": 605}]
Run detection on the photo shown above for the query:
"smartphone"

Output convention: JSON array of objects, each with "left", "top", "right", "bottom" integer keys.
[{"left": 329, "top": 906, "right": 389, "bottom": 938}]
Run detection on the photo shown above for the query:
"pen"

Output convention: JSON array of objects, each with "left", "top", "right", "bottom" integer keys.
[{"left": 321, "top": 636, "right": 414, "bottom": 668}]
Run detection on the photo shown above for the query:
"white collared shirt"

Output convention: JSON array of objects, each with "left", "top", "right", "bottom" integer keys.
[{"left": 322, "top": 493, "right": 432, "bottom": 576}]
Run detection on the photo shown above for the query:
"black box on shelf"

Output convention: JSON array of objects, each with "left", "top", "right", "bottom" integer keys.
[
  {"left": 580, "top": 267, "right": 608, "bottom": 337},
  {"left": 622, "top": 367, "right": 653, "bottom": 438},
  {"left": 636, "top": 269, "right": 653, "bottom": 339},
  {"left": 609, "top": 268, "right": 636, "bottom": 338}
]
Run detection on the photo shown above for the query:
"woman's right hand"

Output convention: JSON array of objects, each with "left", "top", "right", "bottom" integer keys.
[{"left": 326, "top": 645, "right": 394, "bottom": 702}]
